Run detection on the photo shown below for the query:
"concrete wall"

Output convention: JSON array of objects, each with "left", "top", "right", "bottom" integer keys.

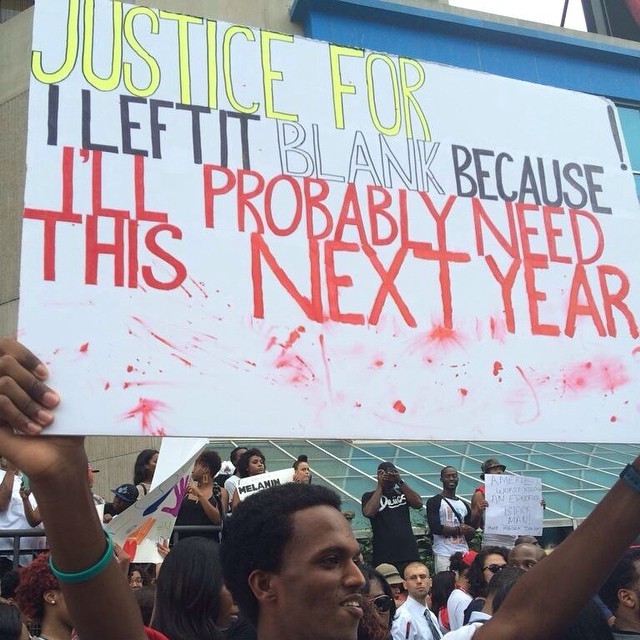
[{"left": 0, "top": 0, "right": 300, "bottom": 483}]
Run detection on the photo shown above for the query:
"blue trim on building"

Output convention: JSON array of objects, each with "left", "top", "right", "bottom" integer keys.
[{"left": 290, "top": 0, "right": 640, "bottom": 101}]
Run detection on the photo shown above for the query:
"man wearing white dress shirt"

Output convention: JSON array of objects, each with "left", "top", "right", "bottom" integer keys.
[{"left": 392, "top": 562, "right": 442, "bottom": 640}]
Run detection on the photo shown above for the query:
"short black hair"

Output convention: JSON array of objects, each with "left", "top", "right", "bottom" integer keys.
[
  {"left": 440, "top": 466, "right": 457, "bottom": 480},
  {"left": 487, "top": 565, "right": 524, "bottom": 605},
  {"left": 221, "top": 483, "right": 341, "bottom": 626},
  {"left": 599, "top": 549, "right": 640, "bottom": 612}
]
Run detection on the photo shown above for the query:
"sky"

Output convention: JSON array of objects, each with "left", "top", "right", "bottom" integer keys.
[{"left": 448, "top": 0, "right": 587, "bottom": 31}]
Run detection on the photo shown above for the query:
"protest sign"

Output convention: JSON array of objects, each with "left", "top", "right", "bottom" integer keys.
[
  {"left": 18, "top": 0, "right": 640, "bottom": 441},
  {"left": 235, "top": 468, "right": 295, "bottom": 501},
  {"left": 151, "top": 437, "right": 209, "bottom": 490},
  {"left": 106, "top": 441, "right": 207, "bottom": 562},
  {"left": 484, "top": 474, "right": 544, "bottom": 537}
]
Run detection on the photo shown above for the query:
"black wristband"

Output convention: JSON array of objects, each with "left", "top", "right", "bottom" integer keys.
[{"left": 620, "top": 464, "right": 640, "bottom": 492}]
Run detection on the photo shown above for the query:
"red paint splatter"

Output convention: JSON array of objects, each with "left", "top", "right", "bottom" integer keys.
[
  {"left": 373, "top": 359, "right": 384, "bottom": 367},
  {"left": 393, "top": 400, "right": 406, "bottom": 413},
  {"left": 610, "top": 415, "right": 617, "bottom": 423},
  {"left": 104, "top": 382, "right": 110, "bottom": 390},
  {"left": 633, "top": 346, "right": 640, "bottom": 356},
  {"left": 318, "top": 334, "right": 332, "bottom": 397},
  {"left": 489, "top": 316, "right": 506, "bottom": 342},
  {"left": 459, "top": 388, "right": 468, "bottom": 397},
  {"left": 79, "top": 342, "right": 89, "bottom": 353},
  {"left": 560, "top": 357, "right": 629, "bottom": 394},
  {"left": 171, "top": 353, "right": 192, "bottom": 367},
  {"left": 244, "top": 360, "right": 256, "bottom": 367},
  {"left": 515, "top": 365, "right": 541, "bottom": 423},
  {"left": 493, "top": 361, "right": 503, "bottom": 376},
  {"left": 427, "top": 325, "right": 462, "bottom": 346},
  {"left": 282, "top": 326, "right": 305, "bottom": 350},
  {"left": 274, "top": 352, "right": 315, "bottom": 384},
  {"left": 131, "top": 316, "right": 178, "bottom": 350},
  {"left": 354, "top": 401, "right": 362, "bottom": 408},
  {"left": 179, "top": 284, "right": 193, "bottom": 298},
  {"left": 265, "top": 336, "right": 277, "bottom": 351},
  {"left": 190, "top": 277, "right": 208, "bottom": 298},
  {"left": 126, "top": 365, "right": 134, "bottom": 372},
  {"left": 122, "top": 380, "right": 165, "bottom": 389},
  {"left": 122, "top": 397, "right": 168, "bottom": 435}
]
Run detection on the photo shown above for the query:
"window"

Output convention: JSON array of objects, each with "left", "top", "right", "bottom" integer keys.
[{"left": 617, "top": 103, "right": 640, "bottom": 197}]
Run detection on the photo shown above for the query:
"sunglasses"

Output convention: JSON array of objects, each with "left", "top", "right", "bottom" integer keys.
[
  {"left": 483, "top": 563, "right": 506, "bottom": 574},
  {"left": 369, "top": 594, "right": 393, "bottom": 613}
]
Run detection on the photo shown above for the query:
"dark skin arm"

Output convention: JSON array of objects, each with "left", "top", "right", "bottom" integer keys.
[
  {"left": 362, "top": 470, "right": 422, "bottom": 517},
  {"left": 0, "top": 463, "right": 17, "bottom": 511},
  {"left": 0, "top": 339, "right": 147, "bottom": 640},
  {"left": 19, "top": 485, "right": 42, "bottom": 527},
  {"left": 474, "top": 459, "right": 640, "bottom": 640}
]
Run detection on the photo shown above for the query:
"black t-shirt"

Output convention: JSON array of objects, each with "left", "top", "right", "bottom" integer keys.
[
  {"left": 361, "top": 488, "right": 419, "bottom": 566},
  {"left": 173, "top": 488, "right": 223, "bottom": 542}
]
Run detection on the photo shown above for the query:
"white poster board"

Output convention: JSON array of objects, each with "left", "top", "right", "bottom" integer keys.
[
  {"left": 235, "top": 468, "right": 295, "bottom": 502},
  {"left": 18, "top": 0, "right": 640, "bottom": 441},
  {"left": 106, "top": 442, "right": 207, "bottom": 562},
  {"left": 484, "top": 474, "right": 544, "bottom": 536}
]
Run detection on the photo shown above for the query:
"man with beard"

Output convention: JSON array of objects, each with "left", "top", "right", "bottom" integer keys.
[{"left": 362, "top": 462, "right": 423, "bottom": 568}]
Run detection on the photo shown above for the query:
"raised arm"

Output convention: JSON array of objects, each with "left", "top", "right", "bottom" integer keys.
[
  {"left": 475, "top": 457, "right": 640, "bottom": 640},
  {"left": 398, "top": 480, "right": 423, "bottom": 510},
  {"left": 362, "top": 484, "right": 383, "bottom": 519},
  {"left": 0, "top": 339, "right": 147, "bottom": 640},
  {"left": 0, "top": 464, "right": 17, "bottom": 511}
]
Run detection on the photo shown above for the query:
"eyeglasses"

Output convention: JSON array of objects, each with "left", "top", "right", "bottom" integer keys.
[
  {"left": 483, "top": 563, "right": 506, "bottom": 574},
  {"left": 369, "top": 594, "right": 393, "bottom": 613}
]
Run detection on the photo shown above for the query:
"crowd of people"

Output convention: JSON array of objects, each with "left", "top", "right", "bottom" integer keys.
[{"left": 0, "top": 338, "right": 639, "bottom": 640}]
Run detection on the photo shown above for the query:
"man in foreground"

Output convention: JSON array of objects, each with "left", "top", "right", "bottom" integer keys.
[
  {"left": 221, "top": 482, "right": 365, "bottom": 640},
  {"left": 599, "top": 549, "right": 640, "bottom": 639}
]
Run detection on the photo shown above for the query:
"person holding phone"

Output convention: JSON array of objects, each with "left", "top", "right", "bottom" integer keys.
[{"left": 362, "top": 462, "right": 423, "bottom": 568}]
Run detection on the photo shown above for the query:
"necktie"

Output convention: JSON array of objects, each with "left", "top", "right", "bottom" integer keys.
[{"left": 424, "top": 609, "right": 442, "bottom": 639}]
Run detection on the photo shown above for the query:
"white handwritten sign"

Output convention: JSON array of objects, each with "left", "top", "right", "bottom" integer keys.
[
  {"left": 18, "top": 0, "right": 640, "bottom": 441},
  {"left": 484, "top": 474, "right": 543, "bottom": 536}
]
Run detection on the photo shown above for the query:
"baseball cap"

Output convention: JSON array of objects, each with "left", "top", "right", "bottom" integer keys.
[
  {"left": 378, "top": 461, "right": 398, "bottom": 473},
  {"left": 376, "top": 563, "right": 403, "bottom": 585},
  {"left": 480, "top": 458, "right": 506, "bottom": 479},
  {"left": 111, "top": 483, "right": 138, "bottom": 503}
]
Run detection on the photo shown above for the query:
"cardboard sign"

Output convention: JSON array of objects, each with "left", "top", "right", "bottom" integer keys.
[
  {"left": 106, "top": 441, "right": 207, "bottom": 562},
  {"left": 484, "top": 474, "right": 544, "bottom": 536},
  {"left": 235, "top": 469, "right": 295, "bottom": 501},
  {"left": 18, "top": 0, "right": 640, "bottom": 441}
]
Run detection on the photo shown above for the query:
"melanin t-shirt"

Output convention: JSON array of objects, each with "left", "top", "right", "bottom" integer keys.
[{"left": 362, "top": 488, "right": 419, "bottom": 566}]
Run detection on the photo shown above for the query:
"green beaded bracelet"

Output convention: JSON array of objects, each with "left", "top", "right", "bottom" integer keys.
[{"left": 49, "top": 530, "right": 114, "bottom": 583}]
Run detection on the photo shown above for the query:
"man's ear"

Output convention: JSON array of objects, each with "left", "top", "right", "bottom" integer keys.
[
  {"left": 618, "top": 587, "right": 638, "bottom": 610},
  {"left": 248, "top": 569, "right": 278, "bottom": 603}
]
